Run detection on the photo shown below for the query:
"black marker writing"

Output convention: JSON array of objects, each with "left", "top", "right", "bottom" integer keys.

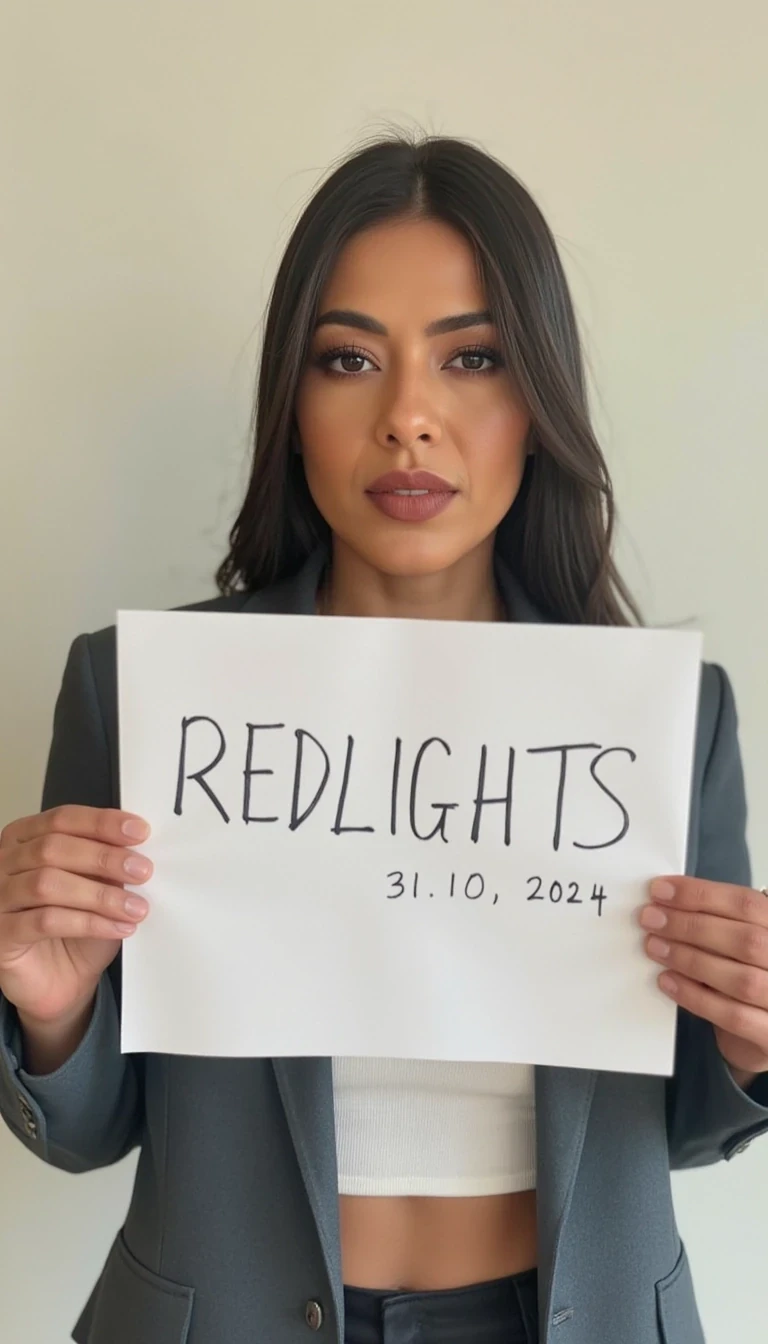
[
  {"left": 174, "top": 715, "right": 230, "bottom": 822},
  {"left": 289, "top": 729, "right": 331, "bottom": 830},
  {"left": 409, "top": 737, "right": 455, "bottom": 842},
  {"left": 471, "top": 746, "right": 515, "bottom": 845},
  {"left": 574, "top": 746, "right": 636, "bottom": 849},
  {"left": 526, "top": 742, "right": 599, "bottom": 852},
  {"left": 170, "top": 718, "right": 636, "bottom": 853},
  {"left": 243, "top": 723, "right": 285, "bottom": 823},
  {"left": 390, "top": 737, "right": 402, "bottom": 836},
  {"left": 333, "top": 737, "right": 374, "bottom": 834}
]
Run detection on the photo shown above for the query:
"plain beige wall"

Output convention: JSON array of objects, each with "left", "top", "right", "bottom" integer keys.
[{"left": 1, "top": 2, "right": 766, "bottom": 1340}]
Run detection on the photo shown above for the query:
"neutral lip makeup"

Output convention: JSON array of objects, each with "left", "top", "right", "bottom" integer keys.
[{"left": 365, "top": 469, "right": 458, "bottom": 523}]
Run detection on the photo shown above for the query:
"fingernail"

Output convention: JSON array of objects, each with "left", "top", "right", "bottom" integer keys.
[
  {"left": 124, "top": 895, "right": 149, "bottom": 917},
  {"left": 659, "top": 972, "right": 678, "bottom": 996},
  {"left": 640, "top": 905, "right": 668, "bottom": 930},
  {"left": 647, "top": 936, "right": 670, "bottom": 960},
  {"left": 650, "top": 879, "right": 675, "bottom": 902},
  {"left": 122, "top": 818, "right": 149, "bottom": 840},
  {"left": 124, "top": 855, "right": 151, "bottom": 880}
]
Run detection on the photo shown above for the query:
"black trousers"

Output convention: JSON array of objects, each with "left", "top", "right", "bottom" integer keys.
[{"left": 343, "top": 1269, "right": 539, "bottom": 1343}]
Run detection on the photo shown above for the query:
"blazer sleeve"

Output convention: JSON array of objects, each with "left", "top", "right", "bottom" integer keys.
[
  {"left": 667, "top": 662, "right": 768, "bottom": 1168},
  {"left": 0, "top": 632, "right": 143, "bottom": 1172}
]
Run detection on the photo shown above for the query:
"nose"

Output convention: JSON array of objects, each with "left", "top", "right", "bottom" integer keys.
[{"left": 374, "top": 371, "right": 442, "bottom": 455}]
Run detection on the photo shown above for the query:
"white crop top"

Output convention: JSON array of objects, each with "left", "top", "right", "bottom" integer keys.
[{"left": 332, "top": 1057, "right": 536, "bottom": 1197}]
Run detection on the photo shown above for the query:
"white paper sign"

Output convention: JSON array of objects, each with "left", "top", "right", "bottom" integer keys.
[{"left": 117, "top": 611, "right": 702, "bottom": 1074}]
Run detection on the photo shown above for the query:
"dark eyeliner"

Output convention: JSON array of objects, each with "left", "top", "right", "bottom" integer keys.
[
  {"left": 312, "top": 341, "right": 504, "bottom": 377},
  {"left": 448, "top": 343, "right": 504, "bottom": 373},
  {"left": 312, "top": 343, "right": 373, "bottom": 376}
]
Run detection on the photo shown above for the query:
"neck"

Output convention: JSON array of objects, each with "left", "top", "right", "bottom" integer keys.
[{"left": 318, "top": 538, "right": 505, "bottom": 622}]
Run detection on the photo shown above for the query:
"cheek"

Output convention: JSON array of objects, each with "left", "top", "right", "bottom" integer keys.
[
  {"left": 297, "top": 380, "right": 361, "bottom": 463},
  {"left": 302, "top": 448, "right": 350, "bottom": 509},
  {"left": 296, "top": 388, "right": 347, "bottom": 496},
  {"left": 297, "top": 426, "right": 363, "bottom": 525},
  {"left": 462, "top": 405, "right": 529, "bottom": 495}
]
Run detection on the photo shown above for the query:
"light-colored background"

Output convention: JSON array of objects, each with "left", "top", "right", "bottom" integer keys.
[{"left": 1, "top": 2, "right": 765, "bottom": 1340}]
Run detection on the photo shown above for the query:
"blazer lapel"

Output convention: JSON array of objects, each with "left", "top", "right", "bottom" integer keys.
[
  {"left": 242, "top": 546, "right": 598, "bottom": 1304},
  {"left": 272, "top": 1057, "right": 344, "bottom": 1319},
  {"left": 535, "top": 1066, "right": 598, "bottom": 1301},
  {"left": 240, "top": 551, "right": 344, "bottom": 1313},
  {"left": 495, "top": 555, "right": 599, "bottom": 1283}
]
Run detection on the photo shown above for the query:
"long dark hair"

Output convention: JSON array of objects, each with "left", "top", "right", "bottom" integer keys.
[{"left": 216, "top": 131, "right": 640, "bottom": 626}]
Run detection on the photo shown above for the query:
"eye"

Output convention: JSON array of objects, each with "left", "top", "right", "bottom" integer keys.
[
  {"left": 445, "top": 345, "right": 502, "bottom": 374},
  {"left": 312, "top": 341, "right": 503, "bottom": 378},
  {"left": 314, "top": 344, "right": 377, "bottom": 377}
]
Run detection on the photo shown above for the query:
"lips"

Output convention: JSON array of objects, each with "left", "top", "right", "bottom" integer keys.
[
  {"left": 365, "top": 470, "right": 458, "bottom": 523},
  {"left": 366, "top": 470, "right": 457, "bottom": 494}
]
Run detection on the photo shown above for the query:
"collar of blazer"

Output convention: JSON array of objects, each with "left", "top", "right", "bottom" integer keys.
[{"left": 238, "top": 543, "right": 596, "bottom": 1327}]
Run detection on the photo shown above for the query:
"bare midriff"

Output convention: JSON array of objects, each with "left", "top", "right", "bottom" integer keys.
[{"left": 339, "top": 1190, "right": 538, "bottom": 1291}]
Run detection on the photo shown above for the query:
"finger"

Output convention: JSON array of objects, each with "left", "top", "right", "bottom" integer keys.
[
  {"left": 2, "top": 907, "right": 138, "bottom": 948},
  {"left": 0, "top": 806, "right": 150, "bottom": 851},
  {"left": 649, "top": 877, "right": 768, "bottom": 931},
  {"left": 3, "top": 866, "right": 149, "bottom": 923},
  {"left": 657, "top": 970, "right": 768, "bottom": 1053},
  {"left": 647, "top": 937, "right": 768, "bottom": 1009},
  {"left": 2, "top": 830, "right": 153, "bottom": 889},
  {"left": 640, "top": 905, "right": 768, "bottom": 972}
]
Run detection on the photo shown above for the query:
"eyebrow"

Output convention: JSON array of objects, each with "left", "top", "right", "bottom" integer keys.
[{"left": 314, "top": 308, "right": 494, "bottom": 337}]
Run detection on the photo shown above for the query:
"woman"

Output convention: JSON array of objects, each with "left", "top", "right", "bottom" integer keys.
[{"left": 1, "top": 132, "right": 767, "bottom": 1344}]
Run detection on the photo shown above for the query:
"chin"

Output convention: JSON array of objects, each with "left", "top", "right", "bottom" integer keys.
[{"left": 354, "top": 533, "right": 485, "bottom": 580}]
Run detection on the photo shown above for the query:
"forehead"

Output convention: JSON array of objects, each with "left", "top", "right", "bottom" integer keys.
[{"left": 319, "top": 217, "right": 487, "bottom": 315}]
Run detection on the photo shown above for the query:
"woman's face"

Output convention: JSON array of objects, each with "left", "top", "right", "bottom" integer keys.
[{"left": 295, "top": 215, "right": 532, "bottom": 579}]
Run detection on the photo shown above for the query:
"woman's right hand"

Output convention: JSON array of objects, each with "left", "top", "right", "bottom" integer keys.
[{"left": 0, "top": 805, "right": 152, "bottom": 1027}]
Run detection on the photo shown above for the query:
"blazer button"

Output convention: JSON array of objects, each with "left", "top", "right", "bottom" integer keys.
[
  {"left": 304, "top": 1299, "right": 324, "bottom": 1331},
  {"left": 17, "top": 1096, "right": 38, "bottom": 1136}
]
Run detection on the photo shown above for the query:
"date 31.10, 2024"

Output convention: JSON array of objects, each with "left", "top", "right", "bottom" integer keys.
[{"left": 384, "top": 871, "right": 609, "bottom": 916}]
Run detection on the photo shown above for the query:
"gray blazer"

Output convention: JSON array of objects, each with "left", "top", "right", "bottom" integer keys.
[{"left": 3, "top": 549, "right": 768, "bottom": 1344}]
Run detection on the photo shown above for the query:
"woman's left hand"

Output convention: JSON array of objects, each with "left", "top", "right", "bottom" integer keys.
[{"left": 640, "top": 877, "right": 768, "bottom": 1081}]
